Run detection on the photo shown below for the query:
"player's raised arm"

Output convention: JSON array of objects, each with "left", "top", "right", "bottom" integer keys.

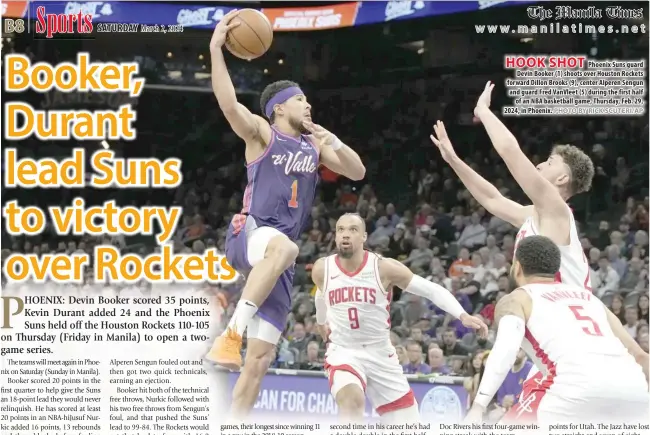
[
  {"left": 303, "top": 120, "right": 366, "bottom": 181},
  {"left": 473, "top": 82, "right": 569, "bottom": 221},
  {"left": 603, "top": 304, "right": 649, "bottom": 386},
  {"left": 209, "top": 10, "right": 267, "bottom": 143},
  {"left": 430, "top": 121, "right": 531, "bottom": 227},
  {"left": 466, "top": 289, "right": 530, "bottom": 420},
  {"left": 380, "top": 257, "right": 487, "bottom": 336},
  {"left": 311, "top": 258, "right": 330, "bottom": 341}
]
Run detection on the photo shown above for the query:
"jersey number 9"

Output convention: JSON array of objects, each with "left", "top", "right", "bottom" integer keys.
[{"left": 348, "top": 307, "right": 360, "bottom": 329}]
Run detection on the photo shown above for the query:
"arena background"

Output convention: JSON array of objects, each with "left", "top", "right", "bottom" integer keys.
[{"left": 1, "top": 0, "right": 648, "bottom": 422}]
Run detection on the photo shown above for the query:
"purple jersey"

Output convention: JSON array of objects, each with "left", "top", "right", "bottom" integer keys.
[{"left": 232, "top": 126, "right": 319, "bottom": 240}]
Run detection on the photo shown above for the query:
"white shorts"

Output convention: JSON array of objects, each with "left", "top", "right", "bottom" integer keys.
[
  {"left": 507, "top": 372, "right": 649, "bottom": 424},
  {"left": 244, "top": 217, "right": 283, "bottom": 267},
  {"left": 324, "top": 343, "right": 415, "bottom": 415},
  {"left": 536, "top": 393, "right": 649, "bottom": 423},
  {"left": 247, "top": 315, "right": 282, "bottom": 344},
  {"left": 244, "top": 218, "right": 286, "bottom": 345}
]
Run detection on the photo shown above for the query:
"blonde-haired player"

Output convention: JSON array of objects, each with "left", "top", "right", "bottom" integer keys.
[
  {"left": 467, "top": 235, "right": 648, "bottom": 423},
  {"left": 312, "top": 213, "right": 488, "bottom": 422},
  {"left": 431, "top": 82, "right": 595, "bottom": 289}
]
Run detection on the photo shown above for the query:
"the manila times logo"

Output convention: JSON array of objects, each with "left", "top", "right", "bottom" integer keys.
[{"left": 6, "top": 5, "right": 94, "bottom": 38}]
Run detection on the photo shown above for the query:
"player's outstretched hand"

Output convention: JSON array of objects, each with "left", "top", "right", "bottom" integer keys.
[
  {"left": 303, "top": 120, "right": 336, "bottom": 147},
  {"left": 429, "top": 120, "right": 457, "bottom": 163},
  {"left": 460, "top": 313, "right": 489, "bottom": 338},
  {"left": 474, "top": 81, "right": 495, "bottom": 118},
  {"left": 210, "top": 9, "right": 241, "bottom": 51}
]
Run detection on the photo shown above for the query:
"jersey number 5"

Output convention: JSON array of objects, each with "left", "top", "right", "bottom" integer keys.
[
  {"left": 348, "top": 307, "right": 360, "bottom": 330},
  {"left": 288, "top": 180, "right": 299, "bottom": 208},
  {"left": 569, "top": 305, "right": 603, "bottom": 337}
]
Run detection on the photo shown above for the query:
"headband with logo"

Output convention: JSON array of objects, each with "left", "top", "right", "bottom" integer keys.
[{"left": 264, "top": 86, "right": 303, "bottom": 119}]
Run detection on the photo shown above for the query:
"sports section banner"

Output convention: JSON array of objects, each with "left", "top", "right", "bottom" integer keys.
[
  {"left": 3, "top": 1, "right": 535, "bottom": 31},
  {"left": 227, "top": 370, "right": 469, "bottom": 422}
]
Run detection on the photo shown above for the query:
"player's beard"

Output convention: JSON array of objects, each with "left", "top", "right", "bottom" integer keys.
[{"left": 337, "top": 246, "right": 354, "bottom": 259}]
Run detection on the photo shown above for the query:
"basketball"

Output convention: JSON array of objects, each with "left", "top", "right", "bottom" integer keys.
[{"left": 225, "top": 9, "right": 273, "bottom": 60}]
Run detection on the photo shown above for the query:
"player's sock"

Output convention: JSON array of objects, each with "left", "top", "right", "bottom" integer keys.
[{"left": 224, "top": 299, "right": 258, "bottom": 336}]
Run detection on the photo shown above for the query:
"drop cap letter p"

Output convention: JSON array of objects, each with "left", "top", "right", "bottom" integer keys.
[{"left": 1, "top": 296, "right": 25, "bottom": 329}]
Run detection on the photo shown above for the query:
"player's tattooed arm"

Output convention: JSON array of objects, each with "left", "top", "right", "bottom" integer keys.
[
  {"left": 493, "top": 288, "right": 531, "bottom": 328},
  {"left": 474, "top": 82, "right": 569, "bottom": 235}
]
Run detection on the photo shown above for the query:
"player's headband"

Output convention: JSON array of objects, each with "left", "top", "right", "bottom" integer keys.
[{"left": 265, "top": 86, "right": 303, "bottom": 119}]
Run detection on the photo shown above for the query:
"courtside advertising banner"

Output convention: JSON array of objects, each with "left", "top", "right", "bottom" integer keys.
[
  {"left": 225, "top": 371, "right": 469, "bottom": 422},
  {"left": 260, "top": 3, "right": 360, "bottom": 32}
]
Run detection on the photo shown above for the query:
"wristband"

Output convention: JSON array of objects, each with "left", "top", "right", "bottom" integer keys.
[{"left": 331, "top": 136, "right": 343, "bottom": 151}]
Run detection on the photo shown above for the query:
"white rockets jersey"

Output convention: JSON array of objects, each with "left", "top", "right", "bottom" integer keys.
[
  {"left": 515, "top": 206, "right": 591, "bottom": 290},
  {"left": 319, "top": 251, "right": 391, "bottom": 347},
  {"left": 519, "top": 282, "right": 645, "bottom": 397}
]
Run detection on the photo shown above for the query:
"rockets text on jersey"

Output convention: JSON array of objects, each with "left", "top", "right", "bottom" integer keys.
[
  {"left": 519, "top": 282, "right": 641, "bottom": 396},
  {"left": 515, "top": 206, "right": 591, "bottom": 291},
  {"left": 321, "top": 251, "right": 392, "bottom": 347}
]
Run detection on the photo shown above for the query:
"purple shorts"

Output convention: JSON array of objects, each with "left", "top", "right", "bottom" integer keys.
[{"left": 225, "top": 217, "right": 293, "bottom": 333}]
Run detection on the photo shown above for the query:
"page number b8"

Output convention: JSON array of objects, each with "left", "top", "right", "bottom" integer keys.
[{"left": 4, "top": 19, "right": 25, "bottom": 34}]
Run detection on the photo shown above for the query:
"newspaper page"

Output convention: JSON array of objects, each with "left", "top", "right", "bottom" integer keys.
[{"left": 1, "top": 2, "right": 649, "bottom": 435}]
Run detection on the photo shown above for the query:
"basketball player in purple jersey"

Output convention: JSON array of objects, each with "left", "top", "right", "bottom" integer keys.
[{"left": 206, "top": 11, "right": 366, "bottom": 418}]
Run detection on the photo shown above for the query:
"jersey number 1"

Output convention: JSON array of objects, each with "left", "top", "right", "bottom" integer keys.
[
  {"left": 348, "top": 307, "right": 359, "bottom": 330},
  {"left": 289, "top": 180, "right": 299, "bottom": 208},
  {"left": 569, "top": 305, "right": 603, "bottom": 336}
]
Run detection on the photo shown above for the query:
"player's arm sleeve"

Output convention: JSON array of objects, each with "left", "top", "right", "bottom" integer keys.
[
  {"left": 474, "top": 315, "right": 525, "bottom": 408},
  {"left": 315, "top": 288, "right": 328, "bottom": 325},
  {"left": 405, "top": 275, "right": 466, "bottom": 319}
]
